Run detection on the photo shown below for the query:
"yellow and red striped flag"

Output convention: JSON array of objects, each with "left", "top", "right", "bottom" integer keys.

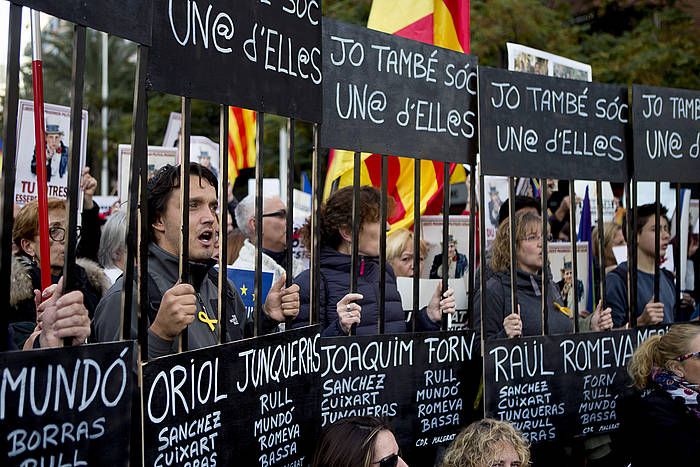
[
  {"left": 228, "top": 107, "right": 256, "bottom": 184},
  {"left": 324, "top": 0, "right": 470, "bottom": 232}
]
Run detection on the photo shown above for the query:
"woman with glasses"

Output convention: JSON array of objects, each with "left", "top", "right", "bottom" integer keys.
[
  {"left": 9, "top": 198, "right": 108, "bottom": 347},
  {"left": 474, "top": 210, "right": 573, "bottom": 340},
  {"left": 440, "top": 418, "right": 530, "bottom": 467},
  {"left": 293, "top": 186, "right": 455, "bottom": 336},
  {"left": 312, "top": 416, "right": 408, "bottom": 467},
  {"left": 619, "top": 323, "right": 700, "bottom": 465}
]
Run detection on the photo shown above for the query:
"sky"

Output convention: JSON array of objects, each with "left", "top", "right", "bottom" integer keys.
[{"left": 0, "top": 3, "right": 53, "bottom": 92}]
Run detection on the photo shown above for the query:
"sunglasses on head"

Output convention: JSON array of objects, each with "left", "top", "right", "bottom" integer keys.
[
  {"left": 261, "top": 209, "right": 287, "bottom": 219},
  {"left": 372, "top": 453, "right": 400, "bottom": 467},
  {"left": 676, "top": 351, "right": 700, "bottom": 362}
]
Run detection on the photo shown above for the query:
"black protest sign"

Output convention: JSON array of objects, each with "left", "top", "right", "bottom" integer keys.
[
  {"left": 142, "top": 325, "right": 321, "bottom": 467},
  {"left": 320, "top": 18, "right": 478, "bottom": 163},
  {"left": 483, "top": 327, "right": 667, "bottom": 444},
  {"left": 479, "top": 67, "right": 629, "bottom": 181},
  {"left": 12, "top": 0, "right": 152, "bottom": 44},
  {"left": 633, "top": 85, "right": 700, "bottom": 182},
  {"left": 148, "top": 0, "right": 322, "bottom": 122},
  {"left": 0, "top": 341, "right": 136, "bottom": 467},
  {"left": 320, "top": 331, "right": 481, "bottom": 463}
]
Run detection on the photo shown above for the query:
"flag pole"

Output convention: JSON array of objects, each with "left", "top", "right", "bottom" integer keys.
[{"left": 31, "top": 10, "right": 51, "bottom": 292}]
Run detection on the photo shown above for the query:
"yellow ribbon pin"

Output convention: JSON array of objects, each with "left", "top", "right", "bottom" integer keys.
[
  {"left": 553, "top": 302, "right": 573, "bottom": 318},
  {"left": 198, "top": 311, "right": 218, "bottom": 331}
]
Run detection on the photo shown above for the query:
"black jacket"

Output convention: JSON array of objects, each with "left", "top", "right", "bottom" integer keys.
[
  {"left": 93, "top": 243, "right": 252, "bottom": 359},
  {"left": 9, "top": 254, "right": 108, "bottom": 348},
  {"left": 291, "top": 246, "right": 439, "bottom": 336},
  {"left": 474, "top": 268, "right": 573, "bottom": 340},
  {"left": 617, "top": 387, "right": 700, "bottom": 466}
]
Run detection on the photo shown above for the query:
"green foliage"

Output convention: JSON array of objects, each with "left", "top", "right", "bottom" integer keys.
[
  {"left": 582, "top": 7, "right": 700, "bottom": 88},
  {"left": 471, "top": 0, "right": 584, "bottom": 67}
]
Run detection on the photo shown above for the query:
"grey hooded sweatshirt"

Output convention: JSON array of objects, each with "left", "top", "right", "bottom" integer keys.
[{"left": 474, "top": 268, "right": 574, "bottom": 341}]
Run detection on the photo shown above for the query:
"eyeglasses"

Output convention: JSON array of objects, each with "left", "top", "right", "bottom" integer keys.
[
  {"left": 520, "top": 234, "right": 552, "bottom": 243},
  {"left": 372, "top": 453, "right": 400, "bottom": 467},
  {"left": 676, "top": 351, "right": 700, "bottom": 362},
  {"left": 261, "top": 209, "right": 287, "bottom": 219},
  {"left": 48, "top": 225, "right": 80, "bottom": 243}
]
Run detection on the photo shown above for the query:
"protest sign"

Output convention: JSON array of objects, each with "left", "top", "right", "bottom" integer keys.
[
  {"left": 396, "top": 278, "right": 469, "bottom": 330},
  {"left": 12, "top": 0, "right": 152, "bottom": 44},
  {"left": 117, "top": 144, "right": 177, "bottom": 203},
  {"left": 483, "top": 326, "right": 668, "bottom": 444},
  {"left": 320, "top": 18, "right": 478, "bottom": 163},
  {"left": 14, "top": 100, "right": 88, "bottom": 207},
  {"left": 320, "top": 331, "right": 481, "bottom": 464},
  {"left": 420, "top": 215, "right": 471, "bottom": 280},
  {"left": 479, "top": 67, "right": 629, "bottom": 181},
  {"left": 142, "top": 325, "right": 321, "bottom": 467},
  {"left": 481, "top": 176, "right": 509, "bottom": 249},
  {"left": 632, "top": 85, "right": 700, "bottom": 183},
  {"left": 148, "top": 0, "right": 322, "bottom": 122},
  {"left": 0, "top": 342, "right": 136, "bottom": 466},
  {"left": 507, "top": 43, "right": 592, "bottom": 81},
  {"left": 549, "top": 242, "right": 590, "bottom": 314}
]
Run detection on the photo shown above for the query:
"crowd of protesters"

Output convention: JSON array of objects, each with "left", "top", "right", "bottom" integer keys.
[{"left": 4, "top": 163, "right": 699, "bottom": 466}]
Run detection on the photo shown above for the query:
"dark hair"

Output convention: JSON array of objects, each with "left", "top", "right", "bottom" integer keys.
[
  {"left": 299, "top": 186, "right": 393, "bottom": 252},
  {"left": 312, "top": 416, "right": 394, "bottom": 467},
  {"left": 635, "top": 203, "right": 668, "bottom": 235},
  {"left": 147, "top": 163, "right": 218, "bottom": 238},
  {"left": 497, "top": 195, "right": 541, "bottom": 225}
]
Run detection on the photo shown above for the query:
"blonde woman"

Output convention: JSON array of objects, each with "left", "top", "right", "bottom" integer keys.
[
  {"left": 386, "top": 228, "right": 427, "bottom": 278},
  {"left": 441, "top": 418, "right": 530, "bottom": 467},
  {"left": 619, "top": 324, "right": 700, "bottom": 466}
]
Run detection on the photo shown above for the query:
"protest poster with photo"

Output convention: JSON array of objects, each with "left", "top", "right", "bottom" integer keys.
[
  {"left": 548, "top": 242, "right": 591, "bottom": 314},
  {"left": 396, "top": 278, "right": 469, "bottom": 330},
  {"left": 14, "top": 100, "right": 88, "bottom": 206},
  {"left": 420, "top": 215, "right": 471, "bottom": 281},
  {"left": 190, "top": 136, "right": 221, "bottom": 180},
  {"left": 117, "top": 144, "right": 178, "bottom": 203},
  {"left": 162, "top": 111, "right": 181, "bottom": 147},
  {"left": 507, "top": 43, "right": 592, "bottom": 81},
  {"left": 482, "top": 176, "right": 509, "bottom": 249}
]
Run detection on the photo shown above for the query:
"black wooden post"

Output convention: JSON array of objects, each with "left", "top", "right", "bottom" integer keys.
[
  {"left": 0, "top": 3, "right": 22, "bottom": 351},
  {"left": 254, "top": 112, "right": 264, "bottom": 337},
  {"left": 178, "top": 97, "right": 191, "bottom": 352}
]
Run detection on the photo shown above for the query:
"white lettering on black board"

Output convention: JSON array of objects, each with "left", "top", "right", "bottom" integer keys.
[
  {"left": 236, "top": 334, "right": 320, "bottom": 392},
  {"left": 2, "top": 345, "right": 132, "bottom": 466},
  {"left": 633, "top": 85, "right": 700, "bottom": 182},
  {"left": 321, "top": 18, "right": 478, "bottom": 163}
]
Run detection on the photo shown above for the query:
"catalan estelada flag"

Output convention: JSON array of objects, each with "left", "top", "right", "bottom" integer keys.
[
  {"left": 324, "top": 0, "right": 470, "bottom": 232},
  {"left": 228, "top": 107, "right": 256, "bottom": 184}
]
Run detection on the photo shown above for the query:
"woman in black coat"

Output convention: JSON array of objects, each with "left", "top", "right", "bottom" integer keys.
[
  {"left": 292, "top": 186, "right": 455, "bottom": 336},
  {"left": 618, "top": 323, "right": 700, "bottom": 466}
]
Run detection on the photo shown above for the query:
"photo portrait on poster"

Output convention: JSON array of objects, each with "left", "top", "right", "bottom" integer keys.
[
  {"left": 14, "top": 100, "right": 88, "bottom": 206},
  {"left": 549, "top": 242, "right": 590, "bottom": 314},
  {"left": 482, "top": 176, "right": 509, "bottom": 250},
  {"left": 421, "top": 215, "right": 471, "bottom": 280},
  {"left": 117, "top": 144, "right": 178, "bottom": 203}
]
